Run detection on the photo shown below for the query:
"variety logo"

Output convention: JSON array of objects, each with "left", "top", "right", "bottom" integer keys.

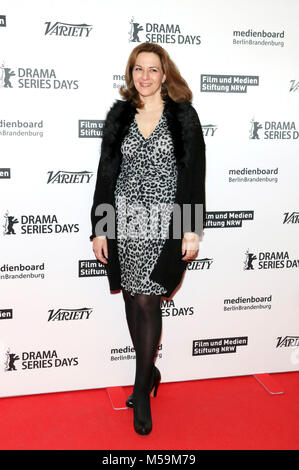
[
  {"left": 4, "top": 348, "right": 79, "bottom": 371},
  {"left": 202, "top": 124, "right": 217, "bottom": 137},
  {"left": 228, "top": 167, "right": 278, "bottom": 184},
  {"left": 244, "top": 249, "right": 299, "bottom": 270},
  {"left": 204, "top": 210, "right": 254, "bottom": 228},
  {"left": 128, "top": 17, "right": 201, "bottom": 45},
  {"left": 223, "top": 295, "right": 272, "bottom": 312},
  {"left": 283, "top": 212, "right": 299, "bottom": 224},
  {"left": 47, "top": 170, "right": 93, "bottom": 184},
  {"left": 161, "top": 299, "right": 194, "bottom": 318},
  {"left": 0, "top": 15, "right": 6, "bottom": 27},
  {"left": 3, "top": 211, "right": 79, "bottom": 235},
  {"left": 249, "top": 119, "right": 299, "bottom": 140},
  {"left": 186, "top": 257, "right": 213, "bottom": 271},
  {"left": 276, "top": 336, "right": 299, "bottom": 348},
  {"left": 48, "top": 308, "right": 93, "bottom": 321},
  {"left": 289, "top": 80, "right": 299, "bottom": 92},
  {"left": 0, "top": 308, "right": 13, "bottom": 320},
  {"left": 232, "top": 29, "right": 285, "bottom": 47},
  {"left": 0, "top": 62, "right": 79, "bottom": 89},
  {"left": 201, "top": 74, "right": 259, "bottom": 93},
  {"left": 192, "top": 336, "right": 248, "bottom": 356},
  {"left": 0, "top": 168, "right": 10, "bottom": 179},
  {"left": 44, "top": 21, "right": 93, "bottom": 37}
]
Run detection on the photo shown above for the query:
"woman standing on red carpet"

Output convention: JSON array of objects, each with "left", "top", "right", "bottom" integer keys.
[{"left": 90, "top": 42, "right": 206, "bottom": 435}]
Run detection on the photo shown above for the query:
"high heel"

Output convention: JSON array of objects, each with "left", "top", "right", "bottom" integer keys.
[
  {"left": 126, "top": 366, "right": 161, "bottom": 408},
  {"left": 150, "top": 368, "right": 161, "bottom": 398}
]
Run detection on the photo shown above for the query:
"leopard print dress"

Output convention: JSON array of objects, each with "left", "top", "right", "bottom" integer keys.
[{"left": 114, "top": 110, "right": 178, "bottom": 297}]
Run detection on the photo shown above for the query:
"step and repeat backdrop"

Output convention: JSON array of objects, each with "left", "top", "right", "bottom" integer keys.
[{"left": 0, "top": 0, "right": 298, "bottom": 398}]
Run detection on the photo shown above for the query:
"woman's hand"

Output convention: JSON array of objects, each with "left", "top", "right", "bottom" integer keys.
[
  {"left": 181, "top": 232, "right": 200, "bottom": 262},
  {"left": 92, "top": 236, "right": 108, "bottom": 264}
]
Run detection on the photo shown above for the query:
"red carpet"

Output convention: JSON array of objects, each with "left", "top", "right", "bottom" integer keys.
[{"left": 0, "top": 371, "right": 298, "bottom": 450}]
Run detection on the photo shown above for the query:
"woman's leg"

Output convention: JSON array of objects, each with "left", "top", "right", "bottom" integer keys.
[
  {"left": 132, "top": 293, "right": 162, "bottom": 433},
  {"left": 133, "top": 293, "right": 162, "bottom": 394},
  {"left": 122, "top": 288, "right": 138, "bottom": 350}
]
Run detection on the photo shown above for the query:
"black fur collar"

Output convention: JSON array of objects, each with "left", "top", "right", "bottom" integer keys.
[{"left": 103, "top": 95, "right": 195, "bottom": 168}]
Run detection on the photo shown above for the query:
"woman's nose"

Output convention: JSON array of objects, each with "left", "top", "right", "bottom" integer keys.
[{"left": 141, "top": 68, "right": 149, "bottom": 80}]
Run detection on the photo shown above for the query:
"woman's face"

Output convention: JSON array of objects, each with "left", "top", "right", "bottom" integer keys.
[{"left": 132, "top": 52, "right": 166, "bottom": 99}]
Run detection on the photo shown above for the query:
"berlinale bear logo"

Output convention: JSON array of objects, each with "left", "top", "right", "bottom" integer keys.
[
  {"left": 0, "top": 63, "right": 15, "bottom": 88},
  {"left": 3, "top": 211, "right": 19, "bottom": 235},
  {"left": 5, "top": 349, "right": 20, "bottom": 371}
]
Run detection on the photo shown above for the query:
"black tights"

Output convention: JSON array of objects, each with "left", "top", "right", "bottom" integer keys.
[{"left": 122, "top": 288, "right": 162, "bottom": 396}]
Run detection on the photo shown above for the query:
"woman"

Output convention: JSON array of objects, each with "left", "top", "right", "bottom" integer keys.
[{"left": 90, "top": 42, "right": 206, "bottom": 435}]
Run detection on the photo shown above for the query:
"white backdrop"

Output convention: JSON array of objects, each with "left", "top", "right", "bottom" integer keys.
[{"left": 0, "top": 0, "right": 298, "bottom": 398}]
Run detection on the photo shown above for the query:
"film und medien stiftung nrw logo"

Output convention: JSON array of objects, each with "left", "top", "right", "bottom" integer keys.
[
  {"left": 44, "top": 21, "right": 93, "bottom": 37},
  {"left": 249, "top": 118, "right": 299, "bottom": 140},
  {"left": 4, "top": 348, "right": 79, "bottom": 371},
  {"left": 201, "top": 74, "right": 259, "bottom": 93},
  {"left": 0, "top": 61, "right": 79, "bottom": 89},
  {"left": 3, "top": 211, "right": 79, "bottom": 235},
  {"left": 243, "top": 249, "right": 299, "bottom": 270},
  {"left": 128, "top": 17, "right": 201, "bottom": 45}
]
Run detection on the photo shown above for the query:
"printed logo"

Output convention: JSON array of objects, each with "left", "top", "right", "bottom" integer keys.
[
  {"left": 128, "top": 17, "right": 201, "bottom": 45},
  {"left": 228, "top": 167, "right": 279, "bottom": 184},
  {"left": 204, "top": 210, "right": 254, "bottom": 228},
  {"left": 202, "top": 124, "right": 217, "bottom": 137},
  {"left": 78, "top": 120, "right": 105, "bottom": 138},
  {"left": 186, "top": 257, "right": 213, "bottom": 271},
  {"left": 0, "top": 15, "right": 6, "bottom": 27},
  {"left": 111, "top": 344, "right": 162, "bottom": 362},
  {"left": 0, "top": 119, "right": 44, "bottom": 137},
  {"left": 48, "top": 308, "right": 93, "bottom": 321},
  {"left": 44, "top": 21, "right": 93, "bottom": 37},
  {"left": 193, "top": 336, "right": 248, "bottom": 356},
  {"left": 201, "top": 74, "right": 259, "bottom": 93},
  {"left": 78, "top": 260, "right": 107, "bottom": 277},
  {"left": 276, "top": 336, "right": 299, "bottom": 348},
  {"left": 4, "top": 349, "right": 79, "bottom": 371},
  {"left": 232, "top": 29, "right": 285, "bottom": 47},
  {"left": 283, "top": 212, "right": 299, "bottom": 224},
  {"left": 0, "top": 262, "right": 45, "bottom": 281},
  {"left": 47, "top": 170, "right": 93, "bottom": 184},
  {"left": 0, "top": 308, "right": 13, "bottom": 319},
  {"left": 223, "top": 295, "right": 272, "bottom": 312},
  {"left": 244, "top": 249, "right": 299, "bottom": 270},
  {"left": 0, "top": 168, "right": 10, "bottom": 178},
  {"left": 3, "top": 211, "right": 79, "bottom": 235},
  {"left": 289, "top": 80, "right": 299, "bottom": 92},
  {"left": 5, "top": 349, "right": 20, "bottom": 371},
  {"left": 249, "top": 118, "right": 299, "bottom": 140},
  {"left": 0, "top": 62, "right": 79, "bottom": 89},
  {"left": 161, "top": 299, "right": 194, "bottom": 318}
]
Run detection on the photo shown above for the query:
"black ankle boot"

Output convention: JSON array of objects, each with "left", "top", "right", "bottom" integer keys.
[
  {"left": 126, "top": 366, "right": 161, "bottom": 408},
  {"left": 133, "top": 391, "right": 152, "bottom": 435}
]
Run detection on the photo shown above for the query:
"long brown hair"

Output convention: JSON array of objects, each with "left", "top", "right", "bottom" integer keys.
[{"left": 119, "top": 42, "right": 192, "bottom": 108}]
